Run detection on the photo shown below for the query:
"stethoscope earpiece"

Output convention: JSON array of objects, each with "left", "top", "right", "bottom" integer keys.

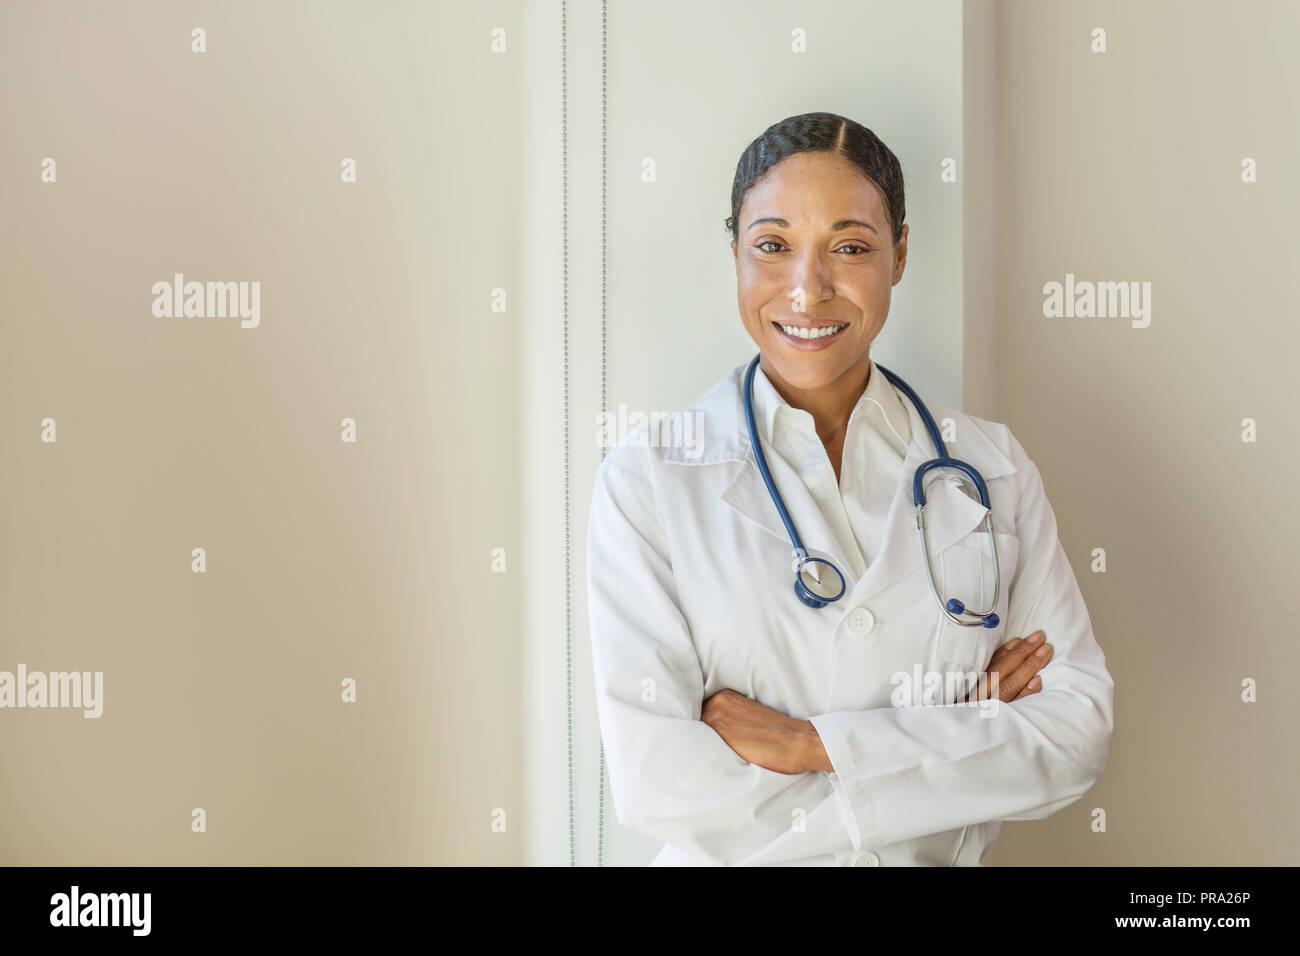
[{"left": 947, "top": 598, "right": 1000, "bottom": 628}]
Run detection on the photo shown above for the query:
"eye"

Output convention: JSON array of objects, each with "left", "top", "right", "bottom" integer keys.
[{"left": 754, "top": 240, "right": 871, "bottom": 256}]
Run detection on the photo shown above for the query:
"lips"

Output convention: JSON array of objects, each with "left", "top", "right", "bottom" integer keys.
[{"left": 771, "top": 320, "right": 849, "bottom": 348}]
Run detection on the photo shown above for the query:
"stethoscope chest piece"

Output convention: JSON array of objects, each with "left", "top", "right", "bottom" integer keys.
[{"left": 792, "top": 549, "right": 846, "bottom": 608}]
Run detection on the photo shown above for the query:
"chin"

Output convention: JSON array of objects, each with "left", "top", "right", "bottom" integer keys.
[
  {"left": 767, "top": 343, "right": 867, "bottom": 387},
  {"left": 765, "top": 355, "right": 835, "bottom": 388}
]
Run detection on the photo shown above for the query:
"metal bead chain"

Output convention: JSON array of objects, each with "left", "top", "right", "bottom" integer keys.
[
  {"left": 564, "top": 0, "right": 610, "bottom": 869},
  {"left": 562, "top": 0, "right": 575, "bottom": 869},
  {"left": 596, "top": 0, "right": 608, "bottom": 869}
]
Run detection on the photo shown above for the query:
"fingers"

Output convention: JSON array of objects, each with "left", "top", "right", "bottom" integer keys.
[
  {"left": 1014, "top": 675, "right": 1042, "bottom": 699},
  {"left": 993, "top": 632, "right": 1052, "bottom": 702},
  {"left": 987, "top": 636, "right": 1023, "bottom": 664},
  {"left": 963, "top": 630, "right": 1052, "bottom": 702}
]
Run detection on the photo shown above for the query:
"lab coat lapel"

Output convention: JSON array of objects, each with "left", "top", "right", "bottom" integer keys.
[
  {"left": 663, "top": 360, "right": 1016, "bottom": 604},
  {"left": 719, "top": 445, "right": 858, "bottom": 585},
  {"left": 661, "top": 362, "right": 857, "bottom": 580},
  {"left": 842, "top": 388, "right": 1010, "bottom": 605}
]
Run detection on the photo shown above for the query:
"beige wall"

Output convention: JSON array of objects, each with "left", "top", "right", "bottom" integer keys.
[{"left": 1, "top": 0, "right": 524, "bottom": 864}]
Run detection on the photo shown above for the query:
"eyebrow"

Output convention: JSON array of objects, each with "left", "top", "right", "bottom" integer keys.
[{"left": 747, "top": 217, "right": 879, "bottom": 235}]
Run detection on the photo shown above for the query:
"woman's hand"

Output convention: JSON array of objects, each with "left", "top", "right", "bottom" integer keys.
[
  {"left": 959, "top": 630, "right": 1053, "bottom": 703},
  {"left": 701, "top": 689, "right": 822, "bottom": 775},
  {"left": 702, "top": 631, "right": 1056, "bottom": 775}
]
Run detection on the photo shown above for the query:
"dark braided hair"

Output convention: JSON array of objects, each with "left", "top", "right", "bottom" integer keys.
[{"left": 724, "top": 112, "right": 906, "bottom": 247}]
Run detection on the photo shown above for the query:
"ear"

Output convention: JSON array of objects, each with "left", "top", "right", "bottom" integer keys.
[{"left": 892, "top": 224, "right": 909, "bottom": 284}]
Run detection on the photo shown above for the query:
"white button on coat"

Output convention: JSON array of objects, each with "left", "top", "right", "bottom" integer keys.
[
  {"left": 845, "top": 607, "right": 875, "bottom": 636},
  {"left": 587, "top": 359, "right": 1115, "bottom": 866},
  {"left": 852, "top": 851, "right": 881, "bottom": 867}
]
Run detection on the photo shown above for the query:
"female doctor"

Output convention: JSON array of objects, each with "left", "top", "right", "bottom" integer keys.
[{"left": 586, "top": 112, "right": 1114, "bottom": 866}]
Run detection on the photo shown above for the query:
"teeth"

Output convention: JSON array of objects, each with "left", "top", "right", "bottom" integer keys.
[{"left": 779, "top": 323, "right": 847, "bottom": 339}]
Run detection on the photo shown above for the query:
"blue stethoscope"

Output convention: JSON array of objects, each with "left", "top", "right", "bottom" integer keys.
[{"left": 742, "top": 353, "right": 1001, "bottom": 627}]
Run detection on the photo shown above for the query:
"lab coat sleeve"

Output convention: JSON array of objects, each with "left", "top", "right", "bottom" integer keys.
[
  {"left": 587, "top": 450, "right": 856, "bottom": 866},
  {"left": 807, "top": 430, "right": 1115, "bottom": 850}
]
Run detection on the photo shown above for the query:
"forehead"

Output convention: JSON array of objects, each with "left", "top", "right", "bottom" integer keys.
[{"left": 741, "top": 152, "right": 887, "bottom": 224}]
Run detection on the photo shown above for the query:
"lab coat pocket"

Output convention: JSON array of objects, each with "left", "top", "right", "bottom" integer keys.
[{"left": 933, "top": 531, "right": 1020, "bottom": 676}]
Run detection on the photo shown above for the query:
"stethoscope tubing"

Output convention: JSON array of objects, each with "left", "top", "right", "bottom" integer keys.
[{"left": 743, "top": 353, "right": 1000, "bottom": 626}]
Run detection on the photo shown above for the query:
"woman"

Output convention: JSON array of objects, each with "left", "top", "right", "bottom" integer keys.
[{"left": 587, "top": 112, "right": 1114, "bottom": 866}]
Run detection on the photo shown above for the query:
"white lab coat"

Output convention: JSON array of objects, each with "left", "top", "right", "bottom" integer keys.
[{"left": 586, "top": 359, "right": 1114, "bottom": 866}]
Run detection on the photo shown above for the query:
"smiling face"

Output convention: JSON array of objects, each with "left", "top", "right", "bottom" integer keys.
[{"left": 732, "top": 150, "right": 908, "bottom": 395}]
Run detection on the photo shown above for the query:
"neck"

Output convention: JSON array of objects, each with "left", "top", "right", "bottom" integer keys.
[{"left": 763, "top": 355, "right": 871, "bottom": 443}]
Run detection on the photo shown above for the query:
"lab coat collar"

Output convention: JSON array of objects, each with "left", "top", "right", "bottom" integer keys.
[
  {"left": 749, "top": 356, "right": 912, "bottom": 457},
  {"left": 663, "top": 358, "right": 1019, "bottom": 600}
]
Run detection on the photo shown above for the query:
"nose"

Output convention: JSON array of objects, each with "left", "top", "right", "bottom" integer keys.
[{"left": 788, "top": 249, "right": 834, "bottom": 313}]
